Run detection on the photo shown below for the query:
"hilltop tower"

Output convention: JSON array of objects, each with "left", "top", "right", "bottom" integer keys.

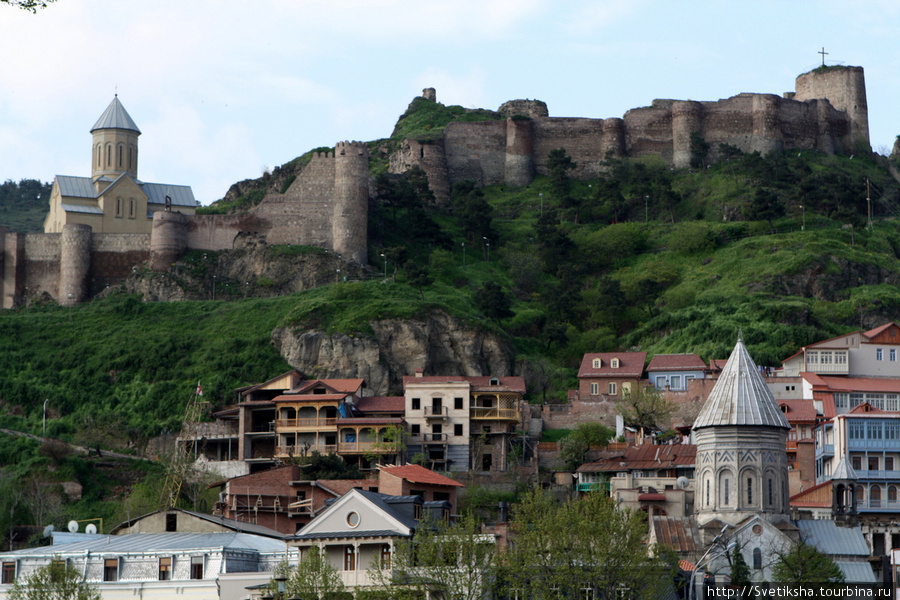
[
  {"left": 90, "top": 95, "right": 141, "bottom": 183},
  {"left": 693, "top": 337, "right": 791, "bottom": 526},
  {"left": 332, "top": 141, "right": 369, "bottom": 264},
  {"left": 794, "top": 66, "right": 869, "bottom": 150}
]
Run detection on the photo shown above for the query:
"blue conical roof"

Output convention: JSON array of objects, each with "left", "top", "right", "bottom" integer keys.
[
  {"left": 693, "top": 338, "right": 790, "bottom": 430},
  {"left": 90, "top": 96, "right": 141, "bottom": 134}
]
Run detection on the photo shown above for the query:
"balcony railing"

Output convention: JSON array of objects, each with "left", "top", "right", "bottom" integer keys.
[
  {"left": 422, "top": 432, "right": 447, "bottom": 442},
  {"left": 805, "top": 362, "right": 849, "bottom": 375},
  {"left": 423, "top": 406, "right": 448, "bottom": 418},
  {"left": 275, "top": 444, "right": 336, "bottom": 456},
  {"left": 275, "top": 418, "right": 337, "bottom": 430},
  {"left": 576, "top": 482, "right": 610, "bottom": 493},
  {"left": 470, "top": 407, "right": 519, "bottom": 421},
  {"left": 338, "top": 441, "right": 396, "bottom": 454}
]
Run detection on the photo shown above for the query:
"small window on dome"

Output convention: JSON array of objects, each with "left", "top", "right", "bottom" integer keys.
[
  {"left": 780, "top": 404, "right": 788, "bottom": 413},
  {"left": 611, "top": 358, "right": 620, "bottom": 368},
  {"left": 592, "top": 358, "right": 601, "bottom": 369}
]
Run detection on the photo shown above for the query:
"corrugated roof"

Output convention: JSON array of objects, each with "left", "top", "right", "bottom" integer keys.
[
  {"left": 91, "top": 96, "right": 141, "bottom": 133},
  {"left": 294, "top": 529, "right": 410, "bottom": 540},
  {"left": 0, "top": 532, "right": 284, "bottom": 557},
  {"left": 650, "top": 516, "right": 700, "bottom": 553},
  {"left": 693, "top": 339, "right": 790, "bottom": 430},
  {"left": 831, "top": 457, "right": 859, "bottom": 481},
  {"left": 293, "top": 379, "right": 365, "bottom": 395},
  {"left": 356, "top": 396, "right": 405, "bottom": 413},
  {"left": 778, "top": 399, "right": 818, "bottom": 423},
  {"left": 378, "top": 464, "right": 465, "bottom": 487},
  {"left": 646, "top": 354, "right": 707, "bottom": 372},
  {"left": 816, "top": 376, "right": 900, "bottom": 394},
  {"left": 795, "top": 520, "right": 870, "bottom": 557},
  {"left": 577, "top": 444, "right": 696, "bottom": 473},
  {"left": 834, "top": 561, "right": 877, "bottom": 583},
  {"left": 400, "top": 375, "right": 526, "bottom": 393},
  {"left": 577, "top": 352, "right": 647, "bottom": 378}
]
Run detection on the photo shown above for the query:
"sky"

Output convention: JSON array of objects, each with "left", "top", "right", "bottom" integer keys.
[{"left": 2, "top": 1, "right": 900, "bottom": 206}]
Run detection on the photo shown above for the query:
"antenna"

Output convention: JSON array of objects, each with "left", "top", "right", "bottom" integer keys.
[
  {"left": 676, "top": 476, "right": 690, "bottom": 489},
  {"left": 67, "top": 520, "right": 79, "bottom": 533},
  {"left": 42, "top": 524, "right": 55, "bottom": 538},
  {"left": 85, "top": 524, "right": 98, "bottom": 535}
]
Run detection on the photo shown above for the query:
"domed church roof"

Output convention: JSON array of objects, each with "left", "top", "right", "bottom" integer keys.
[
  {"left": 693, "top": 337, "right": 790, "bottom": 430},
  {"left": 90, "top": 95, "right": 141, "bottom": 134}
]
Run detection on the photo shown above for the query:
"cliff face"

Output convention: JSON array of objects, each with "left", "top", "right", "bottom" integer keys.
[{"left": 271, "top": 310, "right": 515, "bottom": 395}]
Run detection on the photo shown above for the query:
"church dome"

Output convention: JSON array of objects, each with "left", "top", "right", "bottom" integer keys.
[
  {"left": 90, "top": 96, "right": 141, "bottom": 134},
  {"left": 693, "top": 338, "right": 790, "bottom": 430}
]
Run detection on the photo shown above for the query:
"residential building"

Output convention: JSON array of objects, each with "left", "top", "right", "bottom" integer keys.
[
  {"left": 646, "top": 354, "right": 706, "bottom": 391},
  {"left": 402, "top": 372, "right": 526, "bottom": 472},
  {"left": 0, "top": 532, "right": 286, "bottom": 600},
  {"left": 110, "top": 508, "right": 287, "bottom": 539},
  {"left": 779, "top": 399, "right": 819, "bottom": 495},
  {"left": 376, "top": 463, "right": 464, "bottom": 513},
  {"left": 576, "top": 351, "right": 647, "bottom": 401},
  {"left": 44, "top": 96, "right": 197, "bottom": 235},
  {"left": 782, "top": 322, "right": 900, "bottom": 379}
]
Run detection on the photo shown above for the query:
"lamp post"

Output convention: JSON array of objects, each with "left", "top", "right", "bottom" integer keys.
[
  {"left": 644, "top": 195, "right": 649, "bottom": 223},
  {"left": 380, "top": 253, "right": 387, "bottom": 278},
  {"left": 212, "top": 275, "right": 216, "bottom": 300},
  {"left": 483, "top": 237, "right": 490, "bottom": 261},
  {"left": 42, "top": 399, "right": 49, "bottom": 438},
  {"left": 800, "top": 204, "right": 805, "bottom": 231},
  {"left": 689, "top": 524, "right": 731, "bottom": 600},
  {"left": 461, "top": 242, "right": 466, "bottom": 267},
  {"left": 335, "top": 269, "right": 341, "bottom": 284},
  {"left": 539, "top": 193, "right": 544, "bottom": 217}
]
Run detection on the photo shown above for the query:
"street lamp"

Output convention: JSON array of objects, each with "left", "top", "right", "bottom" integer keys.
[
  {"left": 274, "top": 575, "right": 287, "bottom": 597},
  {"left": 380, "top": 253, "right": 387, "bottom": 278},
  {"left": 335, "top": 269, "right": 341, "bottom": 284},
  {"left": 689, "top": 524, "right": 731, "bottom": 600},
  {"left": 644, "top": 195, "right": 649, "bottom": 223},
  {"left": 42, "top": 399, "right": 49, "bottom": 438},
  {"left": 539, "top": 193, "right": 544, "bottom": 217},
  {"left": 800, "top": 204, "right": 805, "bottom": 231},
  {"left": 461, "top": 242, "right": 466, "bottom": 267},
  {"left": 483, "top": 237, "right": 490, "bottom": 261}
]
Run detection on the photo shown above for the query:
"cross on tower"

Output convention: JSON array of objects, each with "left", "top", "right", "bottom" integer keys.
[{"left": 819, "top": 47, "right": 829, "bottom": 67}]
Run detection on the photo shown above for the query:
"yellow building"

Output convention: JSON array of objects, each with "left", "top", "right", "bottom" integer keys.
[{"left": 43, "top": 96, "right": 197, "bottom": 234}]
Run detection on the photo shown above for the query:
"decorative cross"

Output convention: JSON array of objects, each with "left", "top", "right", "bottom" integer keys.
[{"left": 819, "top": 47, "right": 829, "bottom": 67}]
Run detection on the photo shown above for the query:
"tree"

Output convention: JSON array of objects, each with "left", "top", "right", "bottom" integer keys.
[
  {"left": 10, "top": 561, "right": 101, "bottom": 600},
  {"left": 499, "top": 490, "right": 677, "bottom": 600},
  {"left": 403, "top": 261, "right": 433, "bottom": 301},
  {"left": 283, "top": 547, "right": 346, "bottom": 600},
  {"left": 617, "top": 385, "right": 676, "bottom": 437},
  {"left": 452, "top": 181, "right": 495, "bottom": 244},
  {"left": 364, "top": 424, "right": 406, "bottom": 463},
  {"left": 371, "top": 512, "right": 496, "bottom": 600},
  {"left": 772, "top": 542, "right": 844, "bottom": 584},
  {"left": 3, "top": 0, "right": 56, "bottom": 12},
  {"left": 475, "top": 281, "right": 513, "bottom": 322},
  {"left": 729, "top": 544, "right": 752, "bottom": 587},
  {"left": 547, "top": 148, "right": 577, "bottom": 218},
  {"left": 558, "top": 422, "right": 615, "bottom": 469},
  {"left": 742, "top": 188, "right": 785, "bottom": 234}
]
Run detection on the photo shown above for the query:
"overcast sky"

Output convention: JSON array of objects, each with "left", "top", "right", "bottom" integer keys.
[{"left": 2, "top": 0, "right": 900, "bottom": 205}]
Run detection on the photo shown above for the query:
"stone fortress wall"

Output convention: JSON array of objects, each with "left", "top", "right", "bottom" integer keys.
[
  {"left": 0, "top": 67, "right": 869, "bottom": 308},
  {"left": 394, "top": 66, "right": 869, "bottom": 201}
]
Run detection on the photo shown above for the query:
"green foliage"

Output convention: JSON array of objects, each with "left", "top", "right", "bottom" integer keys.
[
  {"left": 617, "top": 385, "right": 676, "bottom": 433},
  {"left": 729, "top": 544, "right": 752, "bottom": 587},
  {"left": 452, "top": 180, "right": 496, "bottom": 244},
  {"left": 475, "top": 281, "right": 513, "bottom": 322},
  {"left": 558, "top": 422, "right": 614, "bottom": 469},
  {"left": 772, "top": 542, "right": 844, "bottom": 584},
  {"left": 283, "top": 547, "right": 346, "bottom": 600},
  {"left": 391, "top": 96, "right": 501, "bottom": 142},
  {"left": 500, "top": 490, "right": 677, "bottom": 600},
  {"left": 292, "top": 452, "right": 362, "bottom": 480},
  {"left": 10, "top": 561, "right": 101, "bottom": 600},
  {"left": 0, "top": 179, "right": 51, "bottom": 232}
]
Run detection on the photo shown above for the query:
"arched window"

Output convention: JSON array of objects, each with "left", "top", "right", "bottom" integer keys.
[
  {"left": 96, "top": 144, "right": 102, "bottom": 167},
  {"left": 129, "top": 145, "right": 135, "bottom": 170},
  {"left": 719, "top": 470, "right": 733, "bottom": 506},
  {"left": 767, "top": 477, "right": 774, "bottom": 507},
  {"left": 705, "top": 477, "right": 710, "bottom": 507},
  {"left": 746, "top": 476, "right": 753, "bottom": 505},
  {"left": 889, "top": 486, "right": 897, "bottom": 504},
  {"left": 117, "top": 144, "right": 123, "bottom": 167},
  {"left": 753, "top": 548, "right": 762, "bottom": 570},
  {"left": 871, "top": 485, "right": 882, "bottom": 508},
  {"left": 106, "top": 144, "right": 112, "bottom": 166}
]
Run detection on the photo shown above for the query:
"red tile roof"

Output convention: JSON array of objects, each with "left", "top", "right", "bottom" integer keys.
[
  {"left": 811, "top": 376, "right": 900, "bottom": 394},
  {"left": 335, "top": 417, "right": 404, "bottom": 426},
  {"left": 778, "top": 399, "right": 818, "bottom": 423},
  {"left": 272, "top": 393, "right": 346, "bottom": 402},
  {"left": 709, "top": 359, "right": 729, "bottom": 371},
  {"left": 646, "top": 354, "right": 707, "bottom": 372},
  {"left": 356, "top": 396, "right": 405, "bottom": 413},
  {"left": 378, "top": 464, "right": 465, "bottom": 487},
  {"left": 578, "top": 352, "right": 647, "bottom": 378},
  {"left": 577, "top": 444, "right": 696, "bottom": 473},
  {"left": 846, "top": 402, "right": 887, "bottom": 415},
  {"left": 864, "top": 322, "right": 898, "bottom": 339},
  {"left": 294, "top": 379, "right": 365, "bottom": 394}
]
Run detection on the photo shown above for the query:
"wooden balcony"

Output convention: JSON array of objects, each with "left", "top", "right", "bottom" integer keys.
[
  {"left": 275, "top": 444, "right": 336, "bottom": 457},
  {"left": 337, "top": 441, "right": 396, "bottom": 454},
  {"left": 470, "top": 407, "right": 519, "bottom": 421},
  {"left": 275, "top": 418, "right": 337, "bottom": 431}
]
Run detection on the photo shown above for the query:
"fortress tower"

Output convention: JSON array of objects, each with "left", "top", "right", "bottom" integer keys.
[
  {"left": 693, "top": 337, "right": 792, "bottom": 527},
  {"left": 794, "top": 66, "right": 869, "bottom": 150},
  {"left": 90, "top": 95, "right": 141, "bottom": 183},
  {"left": 332, "top": 141, "right": 369, "bottom": 264}
]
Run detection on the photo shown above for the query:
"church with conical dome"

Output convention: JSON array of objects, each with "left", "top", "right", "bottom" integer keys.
[{"left": 43, "top": 96, "right": 197, "bottom": 234}]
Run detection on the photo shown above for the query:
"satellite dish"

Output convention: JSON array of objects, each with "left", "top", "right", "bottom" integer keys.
[
  {"left": 85, "top": 524, "right": 97, "bottom": 535},
  {"left": 42, "top": 524, "right": 55, "bottom": 538},
  {"left": 676, "top": 476, "right": 690, "bottom": 490},
  {"left": 67, "top": 520, "right": 79, "bottom": 533}
]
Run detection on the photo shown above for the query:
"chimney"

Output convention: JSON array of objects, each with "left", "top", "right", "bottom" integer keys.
[
  {"left": 498, "top": 501, "right": 509, "bottom": 523},
  {"left": 415, "top": 368, "right": 424, "bottom": 378}
]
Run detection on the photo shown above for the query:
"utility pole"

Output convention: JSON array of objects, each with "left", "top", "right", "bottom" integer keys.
[{"left": 867, "top": 177, "right": 873, "bottom": 230}]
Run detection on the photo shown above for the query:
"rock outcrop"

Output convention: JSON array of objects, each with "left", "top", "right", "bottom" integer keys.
[{"left": 271, "top": 310, "right": 515, "bottom": 395}]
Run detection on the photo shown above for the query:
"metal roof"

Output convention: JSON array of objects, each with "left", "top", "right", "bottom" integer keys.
[
  {"left": 61, "top": 203, "right": 103, "bottom": 214},
  {"left": 831, "top": 457, "right": 859, "bottom": 481},
  {"left": 693, "top": 339, "right": 790, "bottom": 430},
  {"left": 794, "top": 520, "right": 870, "bottom": 556},
  {"left": 142, "top": 182, "right": 197, "bottom": 206},
  {"left": 650, "top": 516, "right": 700, "bottom": 553},
  {"left": 293, "top": 529, "right": 410, "bottom": 540},
  {"left": 91, "top": 96, "right": 141, "bottom": 133},
  {"left": 56, "top": 175, "right": 96, "bottom": 198},
  {"left": 833, "top": 561, "right": 877, "bottom": 583},
  {"left": 0, "top": 532, "right": 285, "bottom": 558}
]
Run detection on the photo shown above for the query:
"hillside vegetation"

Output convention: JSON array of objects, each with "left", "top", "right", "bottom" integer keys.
[{"left": 2, "top": 98, "right": 900, "bottom": 538}]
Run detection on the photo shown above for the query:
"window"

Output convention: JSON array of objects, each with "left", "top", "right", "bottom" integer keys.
[
  {"left": 190, "top": 556, "right": 204, "bottom": 579},
  {"left": 753, "top": 548, "right": 762, "bottom": 570},
  {"left": 849, "top": 422, "right": 865, "bottom": 440},
  {"left": 611, "top": 358, "right": 620, "bottom": 368},
  {"left": 129, "top": 199, "right": 135, "bottom": 218},
  {"left": 166, "top": 513, "right": 177, "bottom": 532},
  {"left": 807, "top": 351, "right": 818, "bottom": 365},
  {"left": 431, "top": 424, "right": 442, "bottom": 435},
  {"left": 482, "top": 454, "right": 493, "bottom": 471},
  {"left": 347, "top": 511, "right": 360, "bottom": 527},
  {"left": 118, "top": 144, "right": 123, "bottom": 166},
  {"left": 115, "top": 197, "right": 122, "bottom": 217},
  {"left": 592, "top": 358, "right": 601, "bottom": 369},
  {"left": 890, "top": 486, "right": 898, "bottom": 503},
  {"left": 867, "top": 422, "right": 883, "bottom": 440},
  {"left": 877, "top": 348, "right": 884, "bottom": 361},
  {"left": 767, "top": 478, "right": 775, "bottom": 506},
  {"left": 158, "top": 557, "right": 171, "bottom": 581},
  {"left": 746, "top": 477, "right": 753, "bottom": 504},
  {"left": 482, "top": 425, "right": 491, "bottom": 433},
  {"left": 410, "top": 424, "right": 420, "bottom": 435},
  {"left": 705, "top": 479, "right": 710, "bottom": 507},
  {"left": 590, "top": 382, "right": 599, "bottom": 395},
  {"left": 380, "top": 545, "right": 392, "bottom": 570},
  {"left": 103, "top": 558, "right": 119, "bottom": 582},
  {"left": 852, "top": 456, "right": 862, "bottom": 470},
  {"left": 2, "top": 562, "right": 15, "bottom": 584},
  {"left": 892, "top": 349, "right": 897, "bottom": 362},
  {"left": 608, "top": 382, "right": 617, "bottom": 395},
  {"left": 454, "top": 397, "right": 463, "bottom": 410},
  {"left": 671, "top": 375, "right": 682, "bottom": 390},
  {"left": 454, "top": 424, "right": 463, "bottom": 437},
  {"left": 411, "top": 397, "right": 420, "bottom": 410},
  {"left": 724, "top": 477, "right": 730, "bottom": 505},
  {"left": 869, "top": 457, "right": 879, "bottom": 471}
]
